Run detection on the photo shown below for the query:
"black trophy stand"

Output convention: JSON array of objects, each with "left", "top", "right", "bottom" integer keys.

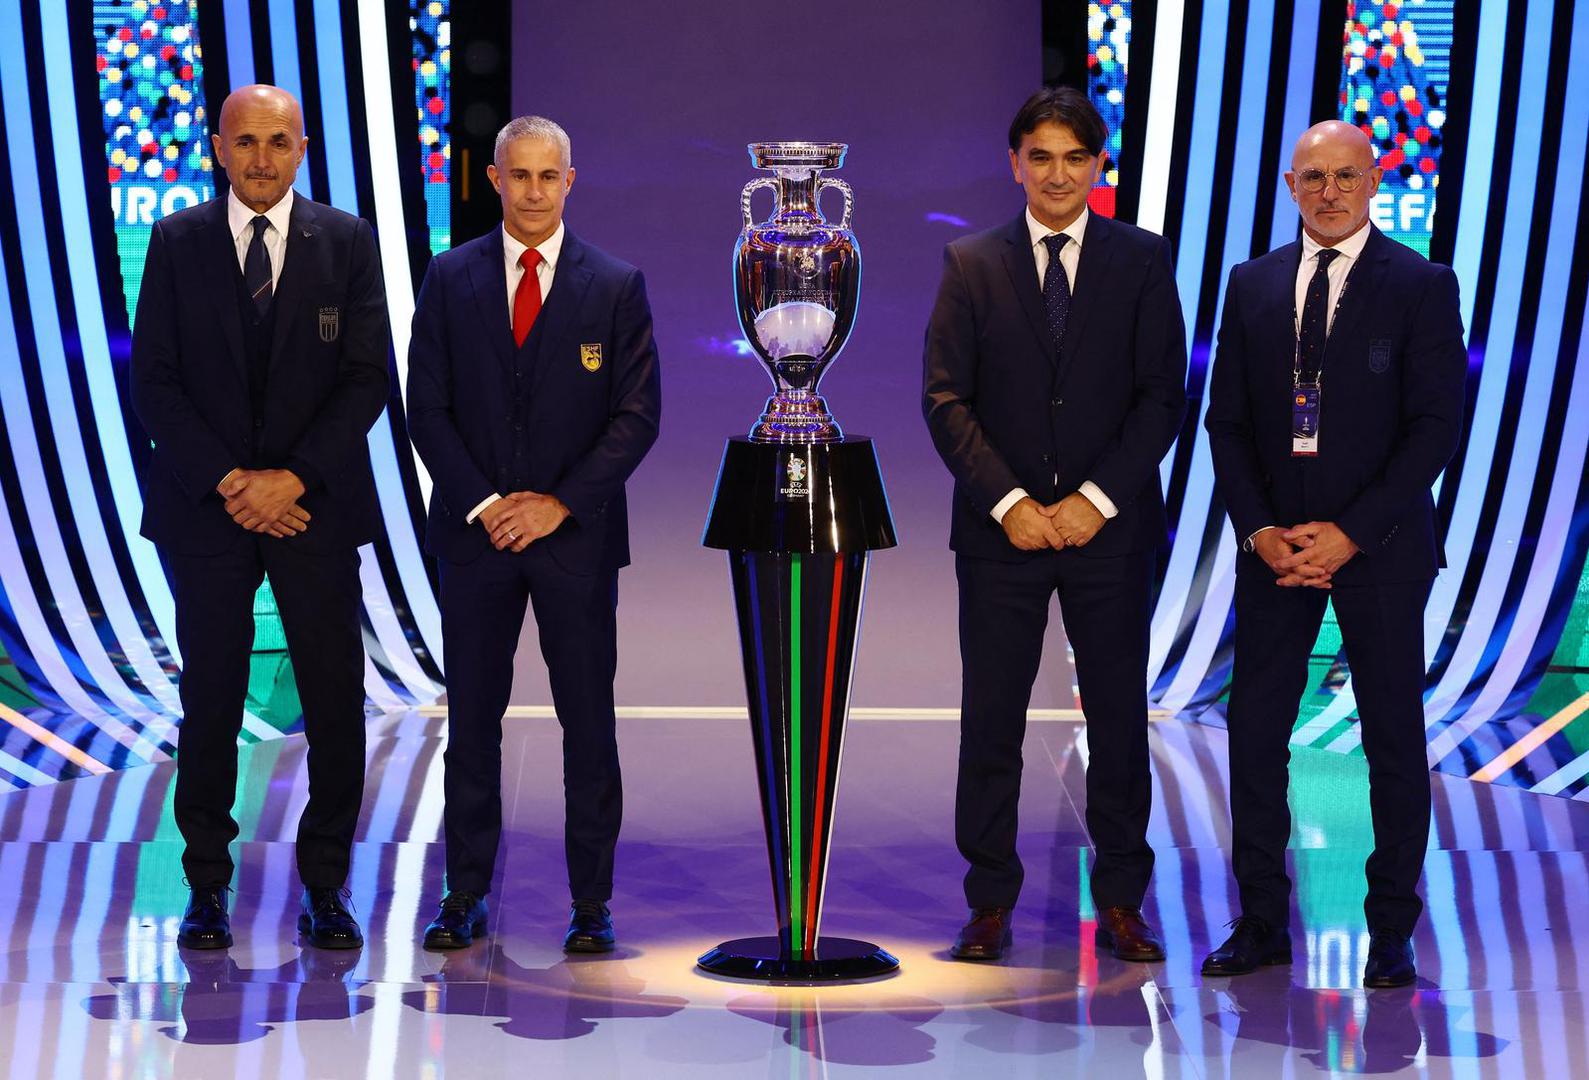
[{"left": 698, "top": 436, "right": 898, "bottom": 981}]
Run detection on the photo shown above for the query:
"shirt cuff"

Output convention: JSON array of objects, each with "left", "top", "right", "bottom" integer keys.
[
  {"left": 1078, "top": 481, "right": 1118, "bottom": 519},
  {"left": 1243, "top": 525, "right": 1278, "bottom": 553},
  {"left": 215, "top": 467, "right": 241, "bottom": 494},
  {"left": 991, "top": 488, "right": 1029, "bottom": 524},
  {"left": 466, "top": 493, "right": 502, "bottom": 524}
]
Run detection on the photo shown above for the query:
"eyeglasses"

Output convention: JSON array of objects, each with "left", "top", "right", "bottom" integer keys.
[{"left": 1296, "top": 167, "right": 1366, "bottom": 194}]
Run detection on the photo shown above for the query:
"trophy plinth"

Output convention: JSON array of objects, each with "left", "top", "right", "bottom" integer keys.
[{"left": 704, "top": 144, "right": 896, "bottom": 984}]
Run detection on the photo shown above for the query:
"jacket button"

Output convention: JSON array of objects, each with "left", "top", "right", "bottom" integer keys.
[{"left": 1051, "top": 397, "right": 1063, "bottom": 407}]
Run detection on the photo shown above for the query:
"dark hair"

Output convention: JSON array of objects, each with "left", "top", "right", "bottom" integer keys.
[{"left": 1007, "top": 86, "right": 1107, "bottom": 156}]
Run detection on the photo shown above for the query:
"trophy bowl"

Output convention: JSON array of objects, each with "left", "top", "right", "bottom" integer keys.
[{"left": 733, "top": 142, "right": 860, "bottom": 443}]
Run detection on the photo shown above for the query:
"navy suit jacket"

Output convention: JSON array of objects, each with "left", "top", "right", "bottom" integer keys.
[
  {"left": 130, "top": 195, "right": 390, "bottom": 556},
  {"left": 406, "top": 227, "right": 661, "bottom": 572},
  {"left": 923, "top": 211, "right": 1188, "bottom": 561},
  {"left": 1204, "top": 225, "right": 1467, "bottom": 585}
]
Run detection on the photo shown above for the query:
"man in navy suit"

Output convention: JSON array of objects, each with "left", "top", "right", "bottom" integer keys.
[
  {"left": 407, "top": 116, "right": 661, "bottom": 952},
  {"left": 131, "top": 85, "right": 389, "bottom": 951},
  {"left": 923, "top": 87, "right": 1187, "bottom": 962},
  {"left": 1203, "top": 120, "right": 1466, "bottom": 987}
]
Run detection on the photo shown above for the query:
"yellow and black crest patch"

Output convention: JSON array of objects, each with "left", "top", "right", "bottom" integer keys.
[{"left": 579, "top": 343, "right": 603, "bottom": 372}]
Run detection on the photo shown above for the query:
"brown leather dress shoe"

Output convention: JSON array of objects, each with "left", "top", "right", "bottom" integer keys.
[
  {"left": 950, "top": 907, "right": 1013, "bottom": 961},
  {"left": 1095, "top": 906, "right": 1166, "bottom": 962}
]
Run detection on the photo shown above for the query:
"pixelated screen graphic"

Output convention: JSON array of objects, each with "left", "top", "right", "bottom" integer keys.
[
  {"left": 1339, "top": 0, "right": 1451, "bottom": 256},
  {"left": 412, "top": 0, "right": 450, "bottom": 255},
  {"left": 1086, "top": 1, "right": 1129, "bottom": 218},
  {"left": 96, "top": 0, "right": 212, "bottom": 321}
]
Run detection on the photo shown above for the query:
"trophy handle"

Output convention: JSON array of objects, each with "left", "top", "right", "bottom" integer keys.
[
  {"left": 817, "top": 177, "right": 853, "bottom": 230},
  {"left": 741, "top": 177, "right": 778, "bottom": 228}
]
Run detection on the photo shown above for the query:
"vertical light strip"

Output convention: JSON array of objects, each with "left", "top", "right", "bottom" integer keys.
[
  {"left": 222, "top": 0, "right": 254, "bottom": 87},
  {"left": 357, "top": 0, "right": 434, "bottom": 508},
  {"left": 1157, "top": 0, "right": 1273, "bottom": 710},
  {"left": 0, "top": 109, "right": 155, "bottom": 749},
  {"left": 814, "top": 553, "right": 867, "bottom": 952},
  {"left": 1269, "top": 0, "right": 1319, "bottom": 252},
  {"left": 1135, "top": 0, "right": 1186, "bottom": 233},
  {"left": 1146, "top": 0, "right": 1231, "bottom": 687},
  {"left": 265, "top": 0, "right": 309, "bottom": 196},
  {"left": 1421, "top": 6, "right": 1556, "bottom": 726},
  {"left": 1419, "top": 1, "right": 1512, "bottom": 669},
  {"left": 1429, "top": 2, "right": 1589, "bottom": 743},
  {"left": 788, "top": 552, "right": 803, "bottom": 954},
  {"left": 310, "top": 0, "right": 442, "bottom": 694},
  {"left": 38, "top": 3, "right": 184, "bottom": 723}
]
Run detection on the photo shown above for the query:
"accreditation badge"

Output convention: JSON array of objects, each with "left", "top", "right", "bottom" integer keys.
[{"left": 1291, "top": 384, "right": 1321, "bottom": 456}]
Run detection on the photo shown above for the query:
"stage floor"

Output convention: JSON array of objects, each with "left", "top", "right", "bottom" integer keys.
[{"left": 0, "top": 712, "right": 1581, "bottom": 1078}]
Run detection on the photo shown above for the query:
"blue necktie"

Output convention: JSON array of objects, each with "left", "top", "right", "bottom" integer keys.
[
  {"left": 245, "top": 215, "right": 273, "bottom": 317},
  {"left": 1042, "top": 233, "right": 1071, "bottom": 354},
  {"left": 1297, "top": 248, "right": 1340, "bottom": 380}
]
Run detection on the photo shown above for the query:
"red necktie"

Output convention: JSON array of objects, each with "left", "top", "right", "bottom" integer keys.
[{"left": 512, "top": 248, "right": 544, "bottom": 347}]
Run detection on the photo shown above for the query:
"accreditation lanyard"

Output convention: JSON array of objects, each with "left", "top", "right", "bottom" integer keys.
[{"left": 1290, "top": 261, "right": 1353, "bottom": 457}]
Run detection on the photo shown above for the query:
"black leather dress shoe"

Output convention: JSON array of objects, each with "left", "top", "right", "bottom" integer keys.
[
  {"left": 1363, "top": 929, "right": 1416, "bottom": 988},
  {"left": 299, "top": 887, "right": 363, "bottom": 950},
  {"left": 1096, "top": 906, "right": 1166, "bottom": 962},
  {"left": 950, "top": 907, "right": 1013, "bottom": 961},
  {"left": 423, "top": 891, "right": 489, "bottom": 950},
  {"left": 563, "top": 899, "right": 616, "bottom": 952},
  {"left": 1201, "top": 916, "right": 1292, "bottom": 976},
  {"left": 177, "top": 885, "right": 233, "bottom": 950}
]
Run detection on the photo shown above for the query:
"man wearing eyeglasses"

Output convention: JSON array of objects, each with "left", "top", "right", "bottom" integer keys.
[{"left": 1203, "top": 120, "right": 1467, "bottom": 987}]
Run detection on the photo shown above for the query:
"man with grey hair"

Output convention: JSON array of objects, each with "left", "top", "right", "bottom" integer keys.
[{"left": 407, "top": 116, "right": 661, "bottom": 952}]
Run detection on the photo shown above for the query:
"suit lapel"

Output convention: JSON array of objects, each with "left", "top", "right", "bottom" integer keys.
[
  {"left": 267, "top": 197, "right": 319, "bottom": 372},
  {"left": 1324, "top": 226, "right": 1390, "bottom": 360},
  {"left": 998, "top": 214, "right": 1054, "bottom": 364},
  {"left": 528, "top": 231, "right": 593, "bottom": 393},
  {"left": 1056, "top": 212, "right": 1116, "bottom": 386},
  {"left": 200, "top": 198, "right": 247, "bottom": 386},
  {"left": 467, "top": 228, "right": 516, "bottom": 369}
]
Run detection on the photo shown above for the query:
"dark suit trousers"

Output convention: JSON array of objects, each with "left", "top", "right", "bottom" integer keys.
[
  {"left": 955, "top": 549, "right": 1156, "bottom": 911},
  {"left": 1227, "top": 569, "right": 1433, "bottom": 937},
  {"left": 168, "top": 540, "right": 366, "bottom": 889},
  {"left": 438, "top": 544, "right": 621, "bottom": 900}
]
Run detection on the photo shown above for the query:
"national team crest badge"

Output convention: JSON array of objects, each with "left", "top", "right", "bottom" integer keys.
[
  {"left": 318, "top": 306, "right": 340, "bottom": 342},
  {"left": 580, "top": 343, "right": 603, "bottom": 372},
  {"left": 1368, "top": 338, "right": 1392, "bottom": 374}
]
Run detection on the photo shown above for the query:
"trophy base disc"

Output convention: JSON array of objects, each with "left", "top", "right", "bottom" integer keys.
[{"left": 697, "top": 936, "right": 899, "bottom": 982}]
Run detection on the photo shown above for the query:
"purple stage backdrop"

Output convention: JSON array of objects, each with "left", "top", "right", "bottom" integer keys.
[{"left": 501, "top": 2, "right": 1065, "bottom": 709}]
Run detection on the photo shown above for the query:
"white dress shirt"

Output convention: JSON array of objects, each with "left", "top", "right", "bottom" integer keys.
[
  {"left": 466, "top": 221, "right": 567, "bottom": 524},
  {"left": 226, "top": 186, "right": 292, "bottom": 290},
  {"left": 991, "top": 205, "right": 1117, "bottom": 526},
  {"left": 1245, "top": 219, "right": 1372, "bottom": 552}
]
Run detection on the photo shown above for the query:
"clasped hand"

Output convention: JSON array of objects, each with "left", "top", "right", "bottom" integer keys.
[
  {"left": 1254, "top": 521, "right": 1360, "bottom": 589},
  {"left": 482, "top": 491, "right": 570, "bottom": 552},
  {"left": 1001, "top": 494, "right": 1106, "bottom": 552},
  {"left": 220, "top": 469, "right": 310, "bottom": 538}
]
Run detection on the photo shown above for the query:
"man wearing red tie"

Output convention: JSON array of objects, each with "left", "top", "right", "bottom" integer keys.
[{"left": 406, "top": 116, "right": 661, "bottom": 951}]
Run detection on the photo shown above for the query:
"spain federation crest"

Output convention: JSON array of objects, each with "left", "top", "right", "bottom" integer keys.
[
  {"left": 1368, "top": 338, "right": 1393, "bottom": 374},
  {"left": 318, "top": 306, "right": 340, "bottom": 342},
  {"left": 580, "top": 343, "right": 603, "bottom": 372}
]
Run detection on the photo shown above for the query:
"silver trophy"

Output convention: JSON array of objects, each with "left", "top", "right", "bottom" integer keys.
[{"left": 734, "top": 142, "right": 859, "bottom": 443}]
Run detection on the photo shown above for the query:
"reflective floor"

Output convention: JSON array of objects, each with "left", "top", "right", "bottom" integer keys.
[{"left": 0, "top": 713, "right": 1583, "bottom": 1077}]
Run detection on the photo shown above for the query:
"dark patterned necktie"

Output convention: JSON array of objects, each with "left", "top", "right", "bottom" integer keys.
[
  {"left": 1042, "top": 233, "right": 1071, "bottom": 354},
  {"left": 1297, "top": 248, "right": 1340, "bottom": 379},
  {"left": 245, "top": 215, "right": 273, "bottom": 317}
]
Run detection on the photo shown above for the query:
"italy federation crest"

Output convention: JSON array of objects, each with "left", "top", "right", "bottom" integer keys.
[
  {"left": 580, "top": 343, "right": 603, "bottom": 372},
  {"left": 317, "top": 306, "right": 340, "bottom": 342},
  {"left": 1368, "top": 338, "right": 1393, "bottom": 374}
]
